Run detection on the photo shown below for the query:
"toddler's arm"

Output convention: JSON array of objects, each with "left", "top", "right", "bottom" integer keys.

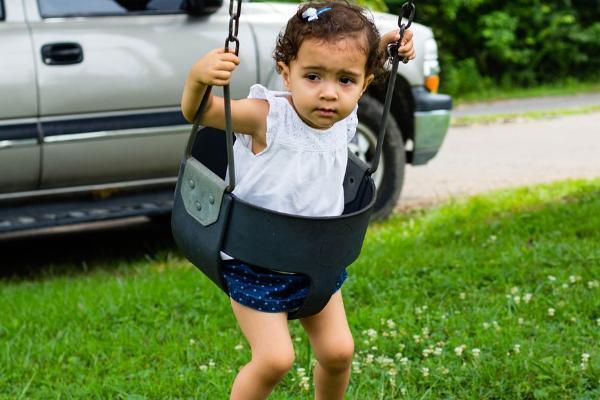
[
  {"left": 380, "top": 28, "right": 416, "bottom": 61},
  {"left": 181, "top": 48, "right": 268, "bottom": 139}
]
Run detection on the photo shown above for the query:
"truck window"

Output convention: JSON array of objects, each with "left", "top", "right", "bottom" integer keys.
[{"left": 38, "top": 0, "right": 186, "bottom": 18}]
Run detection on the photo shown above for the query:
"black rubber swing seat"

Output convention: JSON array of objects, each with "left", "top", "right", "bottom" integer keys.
[{"left": 171, "top": 127, "right": 376, "bottom": 320}]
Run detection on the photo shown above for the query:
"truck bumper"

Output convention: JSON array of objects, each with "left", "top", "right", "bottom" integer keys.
[{"left": 411, "top": 87, "right": 452, "bottom": 165}]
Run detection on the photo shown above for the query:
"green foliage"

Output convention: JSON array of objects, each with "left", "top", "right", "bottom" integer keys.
[{"left": 385, "top": 0, "right": 600, "bottom": 96}]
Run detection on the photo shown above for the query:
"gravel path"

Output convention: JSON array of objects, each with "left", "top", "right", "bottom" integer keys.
[{"left": 398, "top": 112, "right": 600, "bottom": 209}]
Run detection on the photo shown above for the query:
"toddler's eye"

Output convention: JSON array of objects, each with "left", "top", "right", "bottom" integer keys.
[
  {"left": 306, "top": 74, "right": 320, "bottom": 81},
  {"left": 340, "top": 77, "right": 355, "bottom": 85}
]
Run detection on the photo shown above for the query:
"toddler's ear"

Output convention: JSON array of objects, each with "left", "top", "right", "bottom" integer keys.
[
  {"left": 277, "top": 61, "right": 291, "bottom": 90},
  {"left": 361, "top": 74, "right": 375, "bottom": 94}
]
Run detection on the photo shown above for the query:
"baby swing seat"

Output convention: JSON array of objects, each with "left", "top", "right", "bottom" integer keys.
[{"left": 171, "top": 126, "right": 376, "bottom": 320}]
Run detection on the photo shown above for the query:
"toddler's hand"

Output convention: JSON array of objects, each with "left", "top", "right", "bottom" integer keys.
[
  {"left": 381, "top": 28, "right": 416, "bottom": 62},
  {"left": 190, "top": 48, "right": 240, "bottom": 87}
]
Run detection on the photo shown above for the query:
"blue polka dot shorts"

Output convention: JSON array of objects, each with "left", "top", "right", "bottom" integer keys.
[{"left": 221, "top": 260, "right": 347, "bottom": 313}]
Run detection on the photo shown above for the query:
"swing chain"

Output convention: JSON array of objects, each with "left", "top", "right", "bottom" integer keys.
[
  {"left": 386, "top": 1, "right": 415, "bottom": 64},
  {"left": 225, "top": 0, "right": 242, "bottom": 56}
]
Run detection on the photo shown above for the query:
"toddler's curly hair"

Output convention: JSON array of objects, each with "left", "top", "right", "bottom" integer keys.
[{"left": 274, "top": 1, "right": 384, "bottom": 79}]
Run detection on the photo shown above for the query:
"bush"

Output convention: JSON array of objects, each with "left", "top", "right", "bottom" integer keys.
[{"left": 386, "top": 0, "right": 600, "bottom": 96}]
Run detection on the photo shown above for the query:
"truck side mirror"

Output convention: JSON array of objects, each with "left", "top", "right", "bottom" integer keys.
[{"left": 182, "top": 0, "right": 223, "bottom": 16}]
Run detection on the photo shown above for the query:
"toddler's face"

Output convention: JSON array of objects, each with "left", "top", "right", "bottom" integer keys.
[{"left": 278, "top": 37, "right": 374, "bottom": 130}]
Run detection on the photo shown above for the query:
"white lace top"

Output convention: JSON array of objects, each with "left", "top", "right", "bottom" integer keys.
[{"left": 231, "top": 84, "right": 358, "bottom": 217}]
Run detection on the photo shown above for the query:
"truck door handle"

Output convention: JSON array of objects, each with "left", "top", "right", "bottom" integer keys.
[{"left": 41, "top": 43, "right": 84, "bottom": 65}]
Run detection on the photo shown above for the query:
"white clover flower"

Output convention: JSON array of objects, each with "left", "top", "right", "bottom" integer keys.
[
  {"left": 472, "top": 348, "right": 481, "bottom": 358},
  {"left": 489, "top": 235, "right": 497, "bottom": 242},
  {"left": 413, "top": 334, "right": 422, "bottom": 344},
  {"left": 395, "top": 352, "right": 403, "bottom": 359},
  {"left": 548, "top": 308, "right": 556, "bottom": 317},
  {"left": 400, "top": 357, "right": 409, "bottom": 366},
  {"left": 377, "top": 356, "right": 394, "bottom": 367},
  {"left": 234, "top": 344, "right": 243, "bottom": 351},
  {"left": 596, "top": 318, "right": 600, "bottom": 326},
  {"left": 371, "top": 346, "right": 378, "bottom": 351},
  {"left": 208, "top": 359, "right": 215, "bottom": 367},
  {"left": 511, "top": 286, "right": 519, "bottom": 295},
  {"left": 440, "top": 367, "right": 449, "bottom": 375},
  {"left": 513, "top": 344, "right": 521, "bottom": 353},
  {"left": 588, "top": 280, "right": 599, "bottom": 289},
  {"left": 482, "top": 322, "right": 490, "bottom": 330},
  {"left": 390, "top": 330, "right": 398, "bottom": 337},
  {"left": 400, "top": 387, "right": 407, "bottom": 395},
  {"left": 388, "top": 368, "right": 398, "bottom": 376},
  {"left": 562, "top": 283, "right": 569, "bottom": 289},
  {"left": 189, "top": 338, "right": 196, "bottom": 345},
  {"left": 569, "top": 275, "right": 581, "bottom": 283},
  {"left": 571, "top": 317, "right": 577, "bottom": 323},
  {"left": 366, "top": 328, "right": 377, "bottom": 338},
  {"left": 459, "top": 292, "right": 466, "bottom": 300},
  {"left": 421, "top": 367, "right": 429, "bottom": 377},
  {"left": 434, "top": 347, "right": 443, "bottom": 356},
  {"left": 518, "top": 317, "right": 525, "bottom": 325},
  {"left": 297, "top": 367, "right": 306, "bottom": 377},
  {"left": 422, "top": 327, "right": 430, "bottom": 337},
  {"left": 455, "top": 345, "right": 466, "bottom": 356},
  {"left": 493, "top": 321, "right": 501, "bottom": 331},
  {"left": 524, "top": 293, "right": 533, "bottom": 303},
  {"left": 548, "top": 275, "right": 556, "bottom": 282},
  {"left": 513, "top": 296, "right": 521, "bottom": 305},
  {"left": 365, "top": 354, "right": 374, "bottom": 364},
  {"left": 582, "top": 353, "right": 590, "bottom": 363},
  {"left": 295, "top": 337, "right": 302, "bottom": 342},
  {"left": 300, "top": 376, "right": 310, "bottom": 391},
  {"left": 422, "top": 348, "right": 433, "bottom": 358},
  {"left": 199, "top": 364, "right": 208, "bottom": 372},
  {"left": 387, "top": 319, "right": 396, "bottom": 329}
]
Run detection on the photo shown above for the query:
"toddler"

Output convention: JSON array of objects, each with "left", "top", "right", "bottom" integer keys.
[{"left": 181, "top": 2, "right": 415, "bottom": 399}]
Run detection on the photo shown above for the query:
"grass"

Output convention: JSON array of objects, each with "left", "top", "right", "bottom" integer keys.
[
  {"left": 1, "top": 179, "right": 599, "bottom": 399},
  {"left": 451, "top": 105, "right": 600, "bottom": 127},
  {"left": 452, "top": 79, "right": 600, "bottom": 105}
]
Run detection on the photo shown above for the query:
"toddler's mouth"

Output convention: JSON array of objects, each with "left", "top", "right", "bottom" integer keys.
[{"left": 316, "top": 108, "right": 336, "bottom": 116}]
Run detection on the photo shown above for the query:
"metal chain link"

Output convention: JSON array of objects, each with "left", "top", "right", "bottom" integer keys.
[
  {"left": 224, "top": 0, "right": 242, "bottom": 56},
  {"left": 387, "top": 1, "right": 416, "bottom": 64}
]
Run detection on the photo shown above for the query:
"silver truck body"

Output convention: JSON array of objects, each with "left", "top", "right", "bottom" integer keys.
[{"left": 0, "top": 0, "right": 451, "bottom": 233}]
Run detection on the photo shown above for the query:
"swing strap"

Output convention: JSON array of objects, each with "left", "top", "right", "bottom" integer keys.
[
  {"left": 368, "top": 0, "right": 415, "bottom": 174},
  {"left": 185, "top": 0, "right": 242, "bottom": 192}
]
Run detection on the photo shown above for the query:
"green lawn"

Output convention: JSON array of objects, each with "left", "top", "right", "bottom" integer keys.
[{"left": 1, "top": 179, "right": 599, "bottom": 399}]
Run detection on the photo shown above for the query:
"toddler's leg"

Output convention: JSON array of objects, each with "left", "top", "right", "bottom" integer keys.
[
  {"left": 229, "top": 299, "right": 295, "bottom": 400},
  {"left": 300, "top": 291, "right": 354, "bottom": 400}
]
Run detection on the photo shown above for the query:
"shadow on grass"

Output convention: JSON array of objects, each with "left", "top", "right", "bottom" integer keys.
[{"left": 0, "top": 216, "right": 178, "bottom": 280}]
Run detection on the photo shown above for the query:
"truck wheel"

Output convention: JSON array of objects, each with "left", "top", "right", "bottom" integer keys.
[{"left": 350, "top": 95, "right": 405, "bottom": 220}]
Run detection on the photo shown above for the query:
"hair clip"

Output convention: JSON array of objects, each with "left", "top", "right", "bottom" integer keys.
[{"left": 302, "top": 7, "right": 332, "bottom": 22}]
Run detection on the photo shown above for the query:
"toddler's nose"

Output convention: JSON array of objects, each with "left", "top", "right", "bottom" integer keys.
[{"left": 319, "top": 83, "right": 338, "bottom": 101}]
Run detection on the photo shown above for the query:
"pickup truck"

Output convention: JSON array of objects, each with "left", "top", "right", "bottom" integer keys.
[{"left": 0, "top": 0, "right": 451, "bottom": 235}]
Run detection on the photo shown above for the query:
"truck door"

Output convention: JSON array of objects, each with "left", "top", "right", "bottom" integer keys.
[
  {"left": 0, "top": 0, "right": 41, "bottom": 194},
  {"left": 25, "top": 0, "right": 256, "bottom": 189}
]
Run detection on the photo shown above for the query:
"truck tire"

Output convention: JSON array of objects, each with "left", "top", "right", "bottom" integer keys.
[{"left": 351, "top": 95, "right": 405, "bottom": 220}]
